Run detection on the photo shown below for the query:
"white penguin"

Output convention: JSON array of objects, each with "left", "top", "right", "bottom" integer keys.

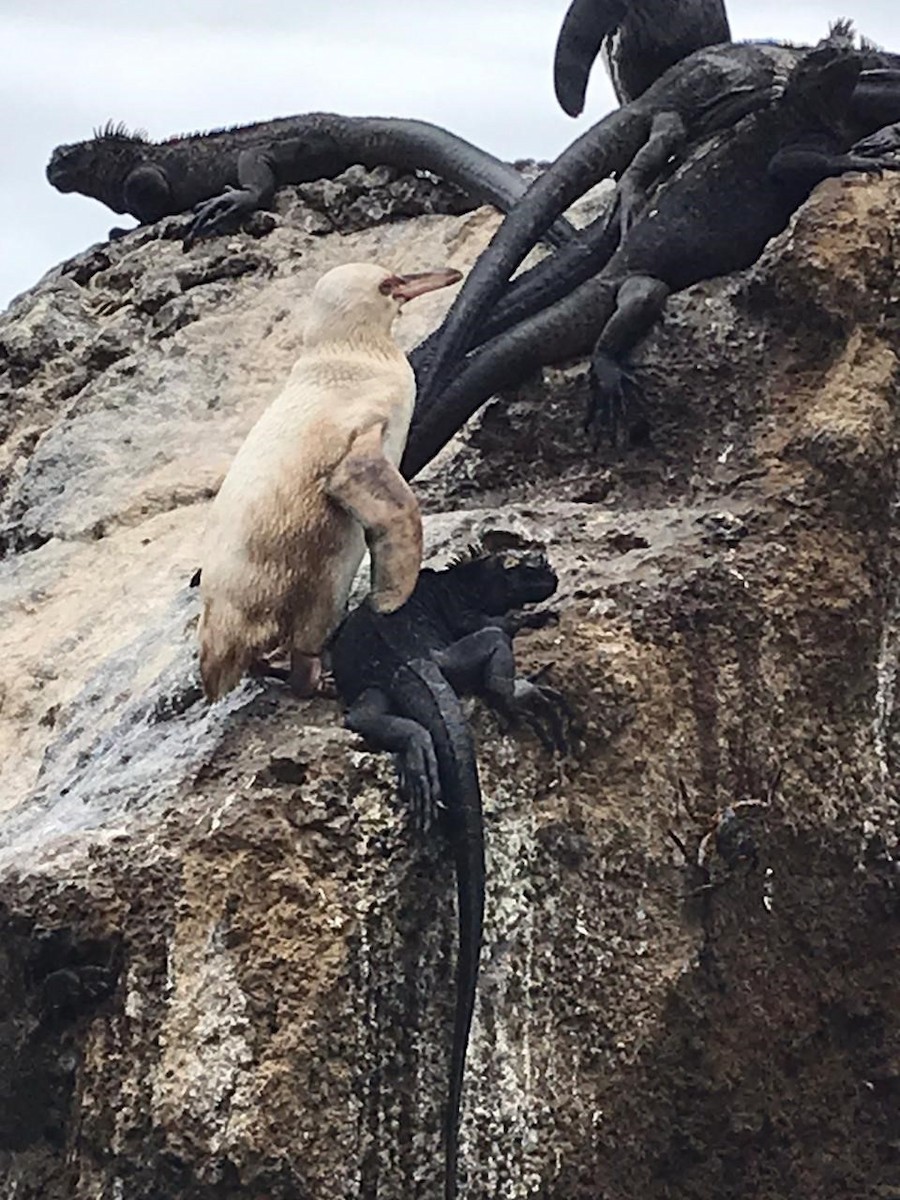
[{"left": 198, "top": 260, "right": 461, "bottom": 701}]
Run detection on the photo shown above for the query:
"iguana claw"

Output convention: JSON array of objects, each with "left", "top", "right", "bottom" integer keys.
[
  {"left": 507, "top": 676, "right": 573, "bottom": 756},
  {"left": 585, "top": 353, "right": 643, "bottom": 449},
  {"left": 852, "top": 122, "right": 900, "bottom": 157},
  {"left": 182, "top": 186, "right": 259, "bottom": 250},
  {"left": 602, "top": 187, "right": 643, "bottom": 244},
  {"left": 502, "top": 608, "right": 560, "bottom": 637},
  {"left": 396, "top": 735, "right": 442, "bottom": 834}
]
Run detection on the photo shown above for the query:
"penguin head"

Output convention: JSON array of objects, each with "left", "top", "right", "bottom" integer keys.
[{"left": 304, "top": 261, "right": 462, "bottom": 347}]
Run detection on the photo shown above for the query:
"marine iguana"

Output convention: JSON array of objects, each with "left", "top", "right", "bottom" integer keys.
[
  {"left": 402, "top": 31, "right": 900, "bottom": 474},
  {"left": 46, "top": 114, "right": 574, "bottom": 250},
  {"left": 329, "top": 546, "right": 565, "bottom": 1200},
  {"left": 413, "top": 23, "right": 900, "bottom": 427},
  {"left": 415, "top": 38, "right": 797, "bottom": 403},
  {"left": 553, "top": 0, "right": 731, "bottom": 114}
]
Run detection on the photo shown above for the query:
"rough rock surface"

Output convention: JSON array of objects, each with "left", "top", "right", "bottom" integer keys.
[{"left": 1, "top": 165, "right": 900, "bottom": 1199}]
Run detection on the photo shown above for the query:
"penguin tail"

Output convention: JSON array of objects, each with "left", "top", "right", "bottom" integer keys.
[{"left": 198, "top": 600, "right": 262, "bottom": 702}]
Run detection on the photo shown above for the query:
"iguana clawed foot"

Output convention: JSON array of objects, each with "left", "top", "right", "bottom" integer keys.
[
  {"left": 396, "top": 733, "right": 443, "bottom": 834},
  {"left": 585, "top": 352, "right": 644, "bottom": 449},
  {"left": 603, "top": 186, "right": 643, "bottom": 244},
  {"left": 836, "top": 152, "right": 900, "bottom": 174},
  {"left": 496, "top": 671, "right": 572, "bottom": 755},
  {"left": 852, "top": 122, "right": 900, "bottom": 158},
  {"left": 501, "top": 607, "right": 560, "bottom": 637},
  {"left": 183, "top": 186, "right": 260, "bottom": 250}
]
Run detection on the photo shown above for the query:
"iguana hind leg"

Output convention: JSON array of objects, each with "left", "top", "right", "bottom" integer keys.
[
  {"left": 606, "top": 111, "right": 686, "bottom": 238},
  {"left": 345, "top": 686, "right": 442, "bottom": 831},
  {"left": 510, "top": 677, "right": 572, "bottom": 755},
  {"left": 586, "top": 273, "right": 670, "bottom": 446},
  {"left": 586, "top": 357, "right": 644, "bottom": 450},
  {"left": 183, "top": 149, "right": 278, "bottom": 249}
]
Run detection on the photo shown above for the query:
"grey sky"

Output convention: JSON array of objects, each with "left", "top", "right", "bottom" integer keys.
[{"left": 2, "top": 0, "right": 899, "bottom": 310}]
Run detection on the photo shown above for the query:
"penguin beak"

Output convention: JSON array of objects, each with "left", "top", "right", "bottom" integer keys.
[{"left": 385, "top": 268, "right": 463, "bottom": 304}]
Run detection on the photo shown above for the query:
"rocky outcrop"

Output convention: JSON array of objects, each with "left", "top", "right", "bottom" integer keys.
[{"left": 1, "top": 166, "right": 899, "bottom": 1199}]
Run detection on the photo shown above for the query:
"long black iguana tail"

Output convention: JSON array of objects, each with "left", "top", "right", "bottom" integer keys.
[
  {"left": 396, "top": 658, "right": 484, "bottom": 1200},
  {"left": 353, "top": 118, "right": 574, "bottom": 248}
]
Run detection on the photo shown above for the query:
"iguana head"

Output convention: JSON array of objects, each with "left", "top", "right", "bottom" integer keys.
[
  {"left": 46, "top": 123, "right": 148, "bottom": 212},
  {"left": 449, "top": 545, "right": 558, "bottom": 614},
  {"left": 784, "top": 26, "right": 863, "bottom": 128}
]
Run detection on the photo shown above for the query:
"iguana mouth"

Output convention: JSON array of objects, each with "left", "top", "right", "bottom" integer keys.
[{"left": 46, "top": 150, "right": 77, "bottom": 191}]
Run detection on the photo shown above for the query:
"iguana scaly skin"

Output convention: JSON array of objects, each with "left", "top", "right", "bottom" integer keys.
[
  {"left": 46, "top": 113, "right": 574, "bottom": 249},
  {"left": 329, "top": 547, "right": 566, "bottom": 1200},
  {"left": 407, "top": 27, "right": 900, "bottom": 466},
  {"left": 414, "top": 37, "right": 800, "bottom": 403}
]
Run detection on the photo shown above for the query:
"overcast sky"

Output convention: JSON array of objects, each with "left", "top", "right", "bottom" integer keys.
[{"left": 2, "top": 0, "right": 899, "bottom": 310}]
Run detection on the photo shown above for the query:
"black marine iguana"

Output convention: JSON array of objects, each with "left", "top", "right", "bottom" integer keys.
[
  {"left": 46, "top": 114, "right": 573, "bottom": 250},
  {"left": 402, "top": 30, "right": 900, "bottom": 474},
  {"left": 417, "top": 23, "right": 900, "bottom": 408},
  {"left": 553, "top": 0, "right": 731, "bottom": 114},
  {"left": 329, "top": 546, "right": 565, "bottom": 1200},
  {"left": 415, "top": 36, "right": 797, "bottom": 404}
]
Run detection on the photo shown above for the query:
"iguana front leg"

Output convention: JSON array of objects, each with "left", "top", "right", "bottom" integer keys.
[
  {"left": 326, "top": 423, "right": 423, "bottom": 613},
  {"left": 182, "top": 148, "right": 278, "bottom": 250},
  {"left": 500, "top": 608, "right": 560, "bottom": 638},
  {"left": 434, "top": 628, "right": 569, "bottom": 753},
  {"left": 852, "top": 122, "right": 900, "bottom": 157},
  {"left": 768, "top": 142, "right": 900, "bottom": 190},
  {"left": 122, "top": 164, "right": 174, "bottom": 224},
  {"left": 345, "top": 686, "right": 442, "bottom": 830}
]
